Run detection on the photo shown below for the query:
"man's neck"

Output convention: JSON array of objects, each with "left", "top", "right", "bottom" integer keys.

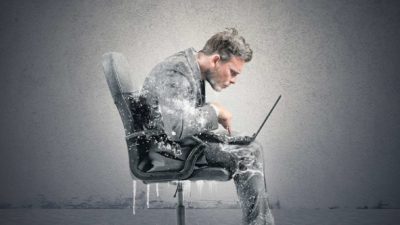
[{"left": 196, "top": 52, "right": 209, "bottom": 81}]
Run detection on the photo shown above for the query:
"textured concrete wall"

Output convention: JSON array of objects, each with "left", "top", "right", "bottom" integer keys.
[{"left": 0, "top": 0, "right": 399, "bottom": 209}]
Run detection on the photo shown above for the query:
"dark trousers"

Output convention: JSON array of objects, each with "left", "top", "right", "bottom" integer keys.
[{"left": 203, "top": 141, "right": 275, "bottom": 225}]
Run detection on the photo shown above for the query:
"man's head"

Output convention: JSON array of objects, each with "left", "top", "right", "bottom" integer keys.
[{"left": 198, "top": 28, "right": 253, "bottom": 92}]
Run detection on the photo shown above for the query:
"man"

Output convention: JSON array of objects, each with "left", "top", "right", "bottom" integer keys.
[{"left": 141, "top": 28, "right": 274, "bottom": 225}]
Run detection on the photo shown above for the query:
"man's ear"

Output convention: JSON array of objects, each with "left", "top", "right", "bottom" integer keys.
[{"left": 210, "top": 54, "right": 221, "bottom": 67}]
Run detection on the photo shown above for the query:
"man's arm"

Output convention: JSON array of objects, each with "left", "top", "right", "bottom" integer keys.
[
  {"left": 210, "top": 102, "right": 232, "bottom": 136},
  {"left": 143, "top": 69, "right": 218, "bottom": 141}
]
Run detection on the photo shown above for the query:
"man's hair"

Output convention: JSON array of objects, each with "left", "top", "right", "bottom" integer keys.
[{"left": 200, "top": 28, "right": 253, "bottom": 63}]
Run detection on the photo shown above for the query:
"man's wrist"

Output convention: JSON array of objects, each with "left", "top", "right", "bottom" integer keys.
[{"left": 210, "top": 103, "right": 220, "bottom": 117}]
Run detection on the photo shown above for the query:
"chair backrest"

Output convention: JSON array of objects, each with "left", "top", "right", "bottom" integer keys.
[
  {"left": 102, "top": 52, "right": 165, "bottom": 136},
  {"left": 102, "top": 52, "right": 139, "bottom": 136},
  {"left": 102, "top": 52, "right": 205, "bottom": 182}
]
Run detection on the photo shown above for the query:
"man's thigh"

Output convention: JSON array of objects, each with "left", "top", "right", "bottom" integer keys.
[{"left": 202, "top": 141, "right": 264, "bottom": 175}]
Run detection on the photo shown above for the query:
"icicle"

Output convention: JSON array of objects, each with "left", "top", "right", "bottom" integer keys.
[
  {"left": 156, "top": 183, "right": 159, "bottom": 198},
  {"left": 208, "top": 181, "right": 216, "bottom": 192},
  {"left": 185, "top": 181, "right": 191, "bottom": 197},
  {"left": 146, "top": 184, "right": 150, "bottom": 208},
  {"left": 196, "top": 180, "right": 204, "bottom": 196},
  {"left": 132, "top": 180, "right": 136, "bottom": 215},
  {"left": 212, "top": 181, "right": 217, "bottom": 192}
]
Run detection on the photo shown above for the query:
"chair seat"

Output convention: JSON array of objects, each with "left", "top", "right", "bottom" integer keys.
[
  {"left": 188, "top": 167, "right": 231, "bottom": 181},
  {"left": 142, "top": 167, "right": 231, "bottom": 184}
]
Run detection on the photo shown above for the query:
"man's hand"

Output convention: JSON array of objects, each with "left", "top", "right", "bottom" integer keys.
[{"left": 211, "top": 102, "right": 232, "bottom": 136}]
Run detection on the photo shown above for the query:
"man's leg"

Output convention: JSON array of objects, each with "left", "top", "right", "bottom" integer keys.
[{"left": 204, "top": 141, "right": 275, "bottom": 225}]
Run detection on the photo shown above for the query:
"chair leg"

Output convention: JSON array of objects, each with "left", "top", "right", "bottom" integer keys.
[{"left": 176, "top": 182, "right": 185, "bottom": 225}]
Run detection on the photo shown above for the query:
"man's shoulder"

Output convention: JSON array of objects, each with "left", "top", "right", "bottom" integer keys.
[{"left": 150, "top": 48, "right": 197, "bottom": 77}]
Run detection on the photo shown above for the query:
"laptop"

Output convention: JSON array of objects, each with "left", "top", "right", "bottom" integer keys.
[{"left": 197, "top": 95, "right": 281, "bottom": 145}]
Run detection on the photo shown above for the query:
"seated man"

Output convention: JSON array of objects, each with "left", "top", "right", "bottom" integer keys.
[{"left": 141, "top": 28, "right": 274, "bottom": 225}]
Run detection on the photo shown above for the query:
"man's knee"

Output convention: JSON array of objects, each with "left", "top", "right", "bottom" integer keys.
[
  {"left": 234, "top": 171, "right": 265, "bottom": 193},
  {"left": 204, "top": 143, "right": 239, "bottom": 175},
  {"left": 248, "top": 140, "right": 264, "bottom": 161}
]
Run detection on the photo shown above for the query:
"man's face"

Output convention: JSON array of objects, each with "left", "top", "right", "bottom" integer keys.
[{"left": 206, "top": 56, "right": 245, "bottom": 92}]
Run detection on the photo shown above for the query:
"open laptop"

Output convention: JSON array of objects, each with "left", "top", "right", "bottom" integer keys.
[{"left": 197, "top": 95, "right": 281, "bottom": 145}]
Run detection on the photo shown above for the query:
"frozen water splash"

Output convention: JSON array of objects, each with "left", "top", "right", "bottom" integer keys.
[
  {"left": 156, "top": 183, "right": 159, "bottom": 198},
  {"left": 161, "top": 98, "right": 211, "bottom": 133},
  {"left": 155, "top": 140, "right": 182, "bottom": 157},
  {"left": 220, "top": 142, "right": 266, "bottom": 182},
  {"left": 132, "top": 180, "right": 136, "bottom": 215},
  {"left": 198, "top": 116, "right": 207, "bottom": 128},
  {"left": 163, "top": 99, "right": 195, "bottom": 116},
  {"left": 233, "top": 169, "right": 264, "bottom": 183}
]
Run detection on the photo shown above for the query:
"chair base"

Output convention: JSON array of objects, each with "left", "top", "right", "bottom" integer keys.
[{"left": 176, "top": 182, "right": 185, "bottom": 225}]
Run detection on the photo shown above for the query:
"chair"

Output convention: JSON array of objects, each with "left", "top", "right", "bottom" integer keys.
[{"left": 102, "top": 52, "right": 231, "bottom": 225}]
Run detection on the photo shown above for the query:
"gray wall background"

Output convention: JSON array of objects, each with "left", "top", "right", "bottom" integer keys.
[{"left": 0, "top": 0, "right": 399, "bottom": 209}]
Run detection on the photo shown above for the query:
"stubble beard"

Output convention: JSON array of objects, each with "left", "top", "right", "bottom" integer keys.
[{"left": 205, "top": 69, "right": 222, "bottom": 92}]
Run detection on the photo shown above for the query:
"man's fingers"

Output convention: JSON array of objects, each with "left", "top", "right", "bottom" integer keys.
[{"left": 227, "top": 126, "right": 232, "bottom": 136}]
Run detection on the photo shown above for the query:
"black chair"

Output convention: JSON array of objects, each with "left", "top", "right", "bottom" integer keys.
[{"left": 102, "top": 52, "right": 231, "bottom": 225}]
